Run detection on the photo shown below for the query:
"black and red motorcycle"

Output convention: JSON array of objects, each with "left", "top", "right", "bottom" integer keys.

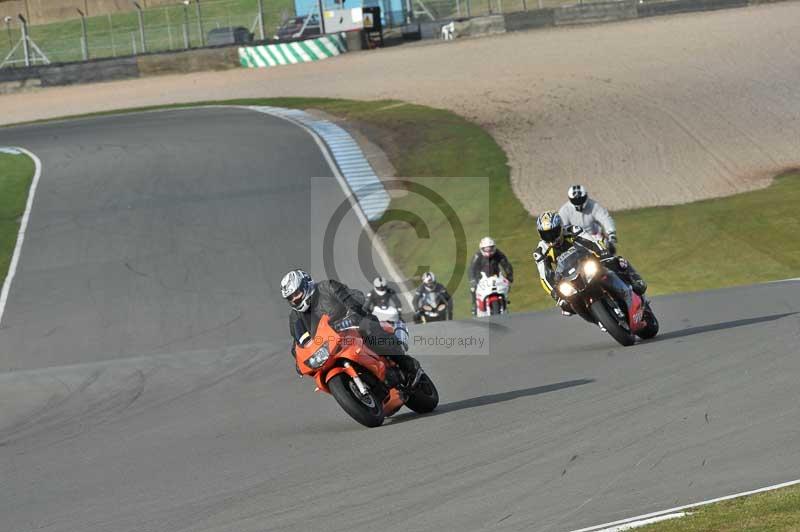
[{"left": 554, "top": 245, "right": 658, "bottom": 346}]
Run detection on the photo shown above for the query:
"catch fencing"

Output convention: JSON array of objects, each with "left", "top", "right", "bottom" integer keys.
[
  {"left": 1, "top": 0, "right": 295, "bottom": 66},
  {"left": 410, "top": 0, "right": 679, "bottom": 21}
]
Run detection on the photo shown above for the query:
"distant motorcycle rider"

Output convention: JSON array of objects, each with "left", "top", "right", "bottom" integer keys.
[
  {"left": 533, "top": 211, "right": 647, "bottom": 316},
  {"left": 413, "top": 271, "right": 453, "bottom": 321},
  {"left": 469, "top": 237, "right": 514, "bottom": 316},
  {"left": 365, "top": 276, "right": 404, "bottom": 316},
  {"left": 281, "top": 269, "right": 421, "bottom": 386},
  {"left": 558, "top": 185, "right": 618, "bottom": 254}
]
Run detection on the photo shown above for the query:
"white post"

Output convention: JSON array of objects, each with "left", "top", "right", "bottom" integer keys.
[
  {"left": 19, "top": 15, "right": 30, "bottom": 67},
  {"left": 166, "top": 8, "right": 173, "bottom": 49},
  {"left": 108, "top": 13, "right": 116, "bottom": 57},
  {"left": 134, "top": 2, "right": 147, "bottom": 53}
]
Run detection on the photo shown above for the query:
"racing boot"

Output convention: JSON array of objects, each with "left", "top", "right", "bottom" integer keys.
[{"left": 617, "top": 257, "right": 647, "bottom": 295}]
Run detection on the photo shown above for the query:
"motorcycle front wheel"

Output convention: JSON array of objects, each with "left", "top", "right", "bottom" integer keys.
[
  {"left": 405, "top": 373, "right": 439, "bottom": 414},
  {"left": 328, "top": 373, "right": 385, "bottom": 428},
  {"left": 490, "top": 300, "right": 502, "bottom": 315},
  {"left": 590, "top": 299, "right": 636, "bottom": 346}
]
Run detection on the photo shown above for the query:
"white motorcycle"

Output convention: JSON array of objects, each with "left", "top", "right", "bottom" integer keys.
[
  {"left": 474, "top": 272, "right": 510, "bottom": 317},
  {"left": 371, "top": 304, "right": 409, "bottom": 351},
  {"left": 371, "top": 303, "right": 401, "bottom": 323}
]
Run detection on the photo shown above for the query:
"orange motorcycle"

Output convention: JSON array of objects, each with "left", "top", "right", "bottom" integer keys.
[{"left": 294, "top": 314, "right": 439, "bottom": 427}]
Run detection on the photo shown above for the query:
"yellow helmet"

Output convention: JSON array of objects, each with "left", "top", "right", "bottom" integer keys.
[{"left": 536, "top": 211, "right": 564, "bottom": 244}]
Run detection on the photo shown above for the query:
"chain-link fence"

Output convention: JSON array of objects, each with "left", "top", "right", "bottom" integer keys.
[
  {"left": 411, "top": 0, "right": 630, "bottom": 20},
  {"left": 1, "top": 0, "right": 295, "bottom": 66}
]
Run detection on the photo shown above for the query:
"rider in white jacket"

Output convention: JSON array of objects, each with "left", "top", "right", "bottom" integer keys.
[{"left": 558, "top": 185, "right": 617, "bottom": 253}]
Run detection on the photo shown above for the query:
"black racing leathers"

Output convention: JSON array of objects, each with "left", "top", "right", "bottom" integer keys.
[
  {"left": 289, "top": 280, "right": 418, "bottom": 376},
  {"left": 469, "top": 249, "right": 514, "bottom": 314}
]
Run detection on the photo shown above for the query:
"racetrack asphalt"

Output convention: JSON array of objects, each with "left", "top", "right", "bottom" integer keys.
[{"left": 0, "top": 108, "right": 798, "bottom": 532}]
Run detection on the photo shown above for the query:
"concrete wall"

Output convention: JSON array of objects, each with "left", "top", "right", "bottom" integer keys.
[
  {"left": 0, "top": 44, "right": 240, "bottom": 88},
  {"left": 0, "top": 55, "right": 139, "bottom": 85},
  {"left": 454, "top": 15, "right": 506, "bottom": 37},
  {"left": 554, "top": 0, "right": 637, "bottom": 25},
  {"left": 137, "top": 46, "right": 238, "bottom": 76},
  {"left": 504, "top": 8, "right": 555, "bottom": 31},
  {"left": 637, "top": 0, "right": 747, "bottom": 17}
]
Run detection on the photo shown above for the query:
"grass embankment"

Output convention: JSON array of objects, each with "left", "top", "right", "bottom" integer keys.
[
  {"left": 637, "top": 483, "right": 800, "bottom": 531},
  {"left": 5, "top": 98, "right": 800, "bottom": 317},
  {"left": 0, "top": 0, "right": 292, "bottom": 64},
  {"left": 0, "top": 151, "right": 35, "bottom": 285}
]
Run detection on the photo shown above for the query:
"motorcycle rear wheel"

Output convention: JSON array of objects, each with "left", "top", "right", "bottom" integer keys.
[
  {"left": 405, "top": 374, "right": 439, "bottom": 414},
  {"left": 328, "top": 373, "right": 385, "bottom": 428},
  {"left": 590, "top": 299, "right": 636, "bottom": 346}
]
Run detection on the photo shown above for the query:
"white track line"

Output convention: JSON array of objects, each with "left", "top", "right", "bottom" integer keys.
[
  {"left": 5, "top": 106, "right": 410, "bottom": 309},
  {"left": 246, "top": 106, "right": 415, "bottom": 311},
  {"left": 0, "top": 147, "right": 42, "bottom": 326},
  {"left": 571, "top": 478, "right": 800, "bottom": 532},
  {"left": 593, "top": 512, "right": 687, "bottom": 532}
]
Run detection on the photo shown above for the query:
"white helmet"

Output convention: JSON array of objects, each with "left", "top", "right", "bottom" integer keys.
[
  {"left": 280, "top": 269, "right": 316, "bottom": 312},
  {"left": 421, "top": 271, "right": 436, "bottom": 291},
  {"left": 568, "top": 185, "right": 588, "bottom": 212},
  {"left": 373, "top": 276, "right": 387, "bottom": 295},
  {"left": 479, "top": 236, "right": 496, "bottom": 258}
]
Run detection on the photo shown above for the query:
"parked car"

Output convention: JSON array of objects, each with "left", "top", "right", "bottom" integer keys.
[
  {"left": 273, "top": 15, "right": 322, "bottom": 41},
  {"left": 207, "top": 26, "right": 254, "bottom": 46}
]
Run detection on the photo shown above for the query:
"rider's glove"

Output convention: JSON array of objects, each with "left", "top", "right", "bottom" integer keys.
[
  {"left": 333, "top": 315, "right": 361, "bottom": 332},
  {"left": 608, "top": 232, "right": 618, "bottom": 244},
  {"left": 295, "top": 362, "right": 302, "bottom": 376}
]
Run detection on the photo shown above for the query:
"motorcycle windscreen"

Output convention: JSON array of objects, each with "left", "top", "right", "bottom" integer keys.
[{"left": 554, "top": 245, "right": 593, "bottom": 282}]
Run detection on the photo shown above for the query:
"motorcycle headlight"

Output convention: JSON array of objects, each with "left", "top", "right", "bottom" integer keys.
[
  {"left": 583, "top": 259, "right": 599, "bottom": 279},
  {"left": 559, "top": 281, "right": 577, "bottom": 297},
  {"left": 304, "top": 343, "right": 330, "bottom": 369}
]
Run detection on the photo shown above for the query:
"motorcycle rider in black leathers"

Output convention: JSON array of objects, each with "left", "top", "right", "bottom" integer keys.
[
  {"left": 281, "top": 269, "right": 422, "bottom": 387},
  {"left": 468, "top": 236, "right": 514, "bottom": 316},
  {"left": 364, "top": 276, "right": 404, "bottom": 316},
  {"left": 413, "top": 271, "right": 453, "bottom": 322},
  {"left": 533, "top": 211, "right": 647, "bottom": 317}
]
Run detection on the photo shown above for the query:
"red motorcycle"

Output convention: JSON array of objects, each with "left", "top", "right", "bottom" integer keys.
[{"left": 293, "top": 314, "right": 439, "bottom": 427}]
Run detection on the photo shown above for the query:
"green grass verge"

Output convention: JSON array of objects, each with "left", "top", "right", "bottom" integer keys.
[
  {"left": 0, "top": 151, "right": 35, "bottom": 286},
  {"left": 636, "top": 484, "right": 800, "bottom": 531},
  {"left": 0, "top": 0, "right": 293, "bottom": 64},
  {"left": 4, "top": 98, "right": 799, "bottom": 318}
]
